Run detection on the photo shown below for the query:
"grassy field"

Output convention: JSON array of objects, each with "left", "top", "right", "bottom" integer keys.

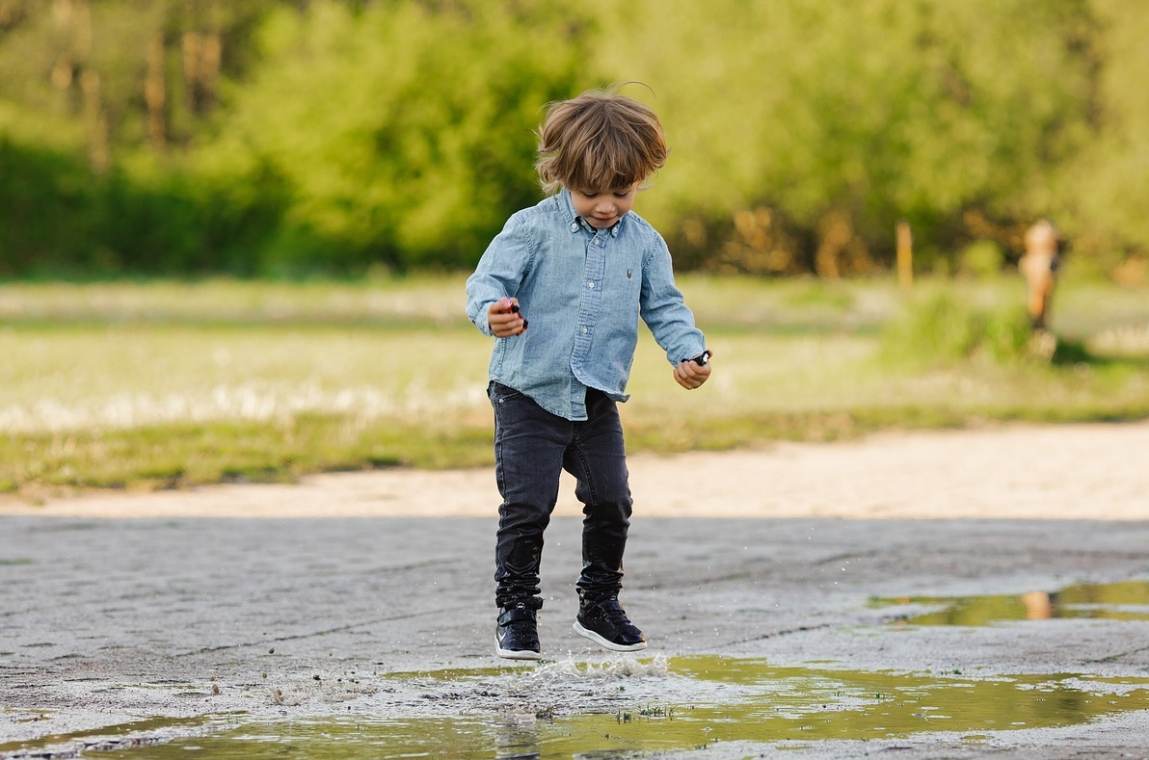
[{"left": 2, "top": 272, "right": 1147, "bottom": 498}]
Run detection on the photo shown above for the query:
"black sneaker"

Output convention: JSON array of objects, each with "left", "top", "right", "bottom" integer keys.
[
  {"left": 496, "top": 603, "right": 542, "bottom": 660},
  {"left": 573, "top": 598, "right": 647, "bottom": 652}
]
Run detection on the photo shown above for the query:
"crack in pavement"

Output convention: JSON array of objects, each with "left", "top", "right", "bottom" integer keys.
[{"left": 175, "top": 605, "right": 474, "bottom": 657}]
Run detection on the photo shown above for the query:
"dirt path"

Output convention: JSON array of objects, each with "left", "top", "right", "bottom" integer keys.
[{"left": 4, "top": 420, "right": 1147, "bottom": 520}]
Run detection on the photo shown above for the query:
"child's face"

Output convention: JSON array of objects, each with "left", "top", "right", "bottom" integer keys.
[{"left": 569, "top": 183, "right": 639, "bottom": 229}]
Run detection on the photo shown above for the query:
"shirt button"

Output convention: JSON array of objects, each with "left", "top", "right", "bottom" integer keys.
[
  {"left": 570, "top": 223, "right": 579, "bottom": 232},
  {"left": 587, "top": 280, "right": 595, "bottom": 289},
  {"left": 580, "top": 326, "right": 588, "bottom": 334}
]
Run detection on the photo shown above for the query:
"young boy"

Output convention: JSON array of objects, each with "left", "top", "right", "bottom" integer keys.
[{"left": 465, "top": 88, "right": 711, "bottom": 660}]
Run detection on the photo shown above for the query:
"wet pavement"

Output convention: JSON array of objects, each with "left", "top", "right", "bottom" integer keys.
[{"left": 2, "top": 514, "right": 1149, "bottom": 758}]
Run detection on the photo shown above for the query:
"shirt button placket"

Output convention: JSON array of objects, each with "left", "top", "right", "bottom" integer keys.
[{"left": 573, "top": 232, "right": 606, "bottom": 371}]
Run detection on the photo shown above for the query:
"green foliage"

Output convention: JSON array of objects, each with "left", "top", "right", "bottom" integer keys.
[
  {"left": 191, "top": 0, "right": 596, "bottom": 274},
  {"left": 1057, "top": 0, "right": 1149, "bottom": 255},
  {"left": 1, "top": 275, "right": 1146, "bottom": 495},
  {"left": 879, "top": 290, "right": 1032, "bottom": 367},
  {"left": 0, "top": 138, "right": 95, "bottom": 276},
  {"left": 0, "top": 414, "right": 493, "bottom": 495},
  {"left": 1, "top": 0, "right": 1148, "bottom": 277},
  {"left": 958, "top": 240, "right": 1005, "bottom": 279},
  {"left": 602, "top": 0, "right": 1106, "bottom": 269},
  {"left": 0, "top": 137, "right": 290, "bottom": 277}
]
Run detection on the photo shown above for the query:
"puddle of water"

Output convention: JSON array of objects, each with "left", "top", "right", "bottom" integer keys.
[
  {"left": 0, "top": 715, "right": 212, "bottom": 755},
  {"left": 97, "top": 655, "right": 1149, "bottom": 759},
  {"left": 870, "top": 579, "right": 1149, "bottom": 626}
]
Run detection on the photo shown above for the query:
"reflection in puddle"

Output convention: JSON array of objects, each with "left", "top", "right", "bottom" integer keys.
[
  {"left": 871, "top": 579, "right": 1149, "bottom": 626},
  {"left": 0, "top": 716, "right": 212, "bottom": 755},
  {"left": 104, "top": 655, "right": 1149, "bottom": 759}
]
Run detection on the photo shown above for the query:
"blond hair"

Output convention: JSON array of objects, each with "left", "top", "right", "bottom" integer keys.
[{"left": 535, "top": 88, "right": 668, "bottom": 196}]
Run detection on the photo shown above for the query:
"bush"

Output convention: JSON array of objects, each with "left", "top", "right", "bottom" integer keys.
[
  {"left": 880, "top": 289, "right": 1032, "bottom": 367},
  {"left": 0, "top": 138, "right": 292, "bottom": 278},
  {"left": 958, "top": 240, "right": 1005, "bottom": 279}
]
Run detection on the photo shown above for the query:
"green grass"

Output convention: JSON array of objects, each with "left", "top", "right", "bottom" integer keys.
[{"left": 2, "top": 272, "right": 1147, "bottom": 498}]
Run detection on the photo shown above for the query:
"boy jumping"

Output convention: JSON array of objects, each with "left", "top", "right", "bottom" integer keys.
[{"left": 465, "top": 87, "right": 711, "bottom": 660}]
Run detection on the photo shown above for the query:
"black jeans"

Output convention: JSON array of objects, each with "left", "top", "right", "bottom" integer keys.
[{"left": 489, "top": 382, "right": 633, "bottom": 610}]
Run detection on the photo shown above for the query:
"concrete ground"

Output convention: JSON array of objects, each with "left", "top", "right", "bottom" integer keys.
[
  {"left": 2, "top": 423, "right": 1149, "bottom": 758},
  {"left": 3, "top": 516, "right": 1149, "bottom": 758}
]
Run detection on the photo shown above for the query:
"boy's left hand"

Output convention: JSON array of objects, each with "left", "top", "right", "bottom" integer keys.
[{"left": 674, "top": 352, "right": 712, "bottom": 390}]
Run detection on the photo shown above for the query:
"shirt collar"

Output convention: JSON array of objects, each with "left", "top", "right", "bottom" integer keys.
[{"left": 558, "top": 188, "right": 624, "bottom": 237}]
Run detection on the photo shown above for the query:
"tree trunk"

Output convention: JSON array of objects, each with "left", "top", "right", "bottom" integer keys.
[
  {"left": 145, "top": 32, "right": 167, "bottom": 149},
  {"left": 814, "top": 210, "right": 850, "bottom": 279},
  {"left": 182, "top": 29, "right": 221, "bottom": 114},
  {"left": 80, "top": 68, "right": 109, "bottom": 172}
]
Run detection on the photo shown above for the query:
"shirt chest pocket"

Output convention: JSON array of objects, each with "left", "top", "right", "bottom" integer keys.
[
  {"left": 604, "top": 261, "right": 642, "bottom": 301},
  {"left": 602, "top": 256, "right": 638, "bottom": 288}
]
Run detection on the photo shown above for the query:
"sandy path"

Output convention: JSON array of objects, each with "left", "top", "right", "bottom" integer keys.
[{"left": 3, "top": 420, "right": 1146, "bottom": 520}]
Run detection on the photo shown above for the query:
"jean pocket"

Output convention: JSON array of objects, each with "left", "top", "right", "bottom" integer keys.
[{"left": 488, "top": 381, "right": 525, "bottom": 405}]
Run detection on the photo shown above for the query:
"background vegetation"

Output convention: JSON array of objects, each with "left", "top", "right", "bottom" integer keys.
[
  {"left": 1, "top": 0, "right": 1147, "bottom": 280},
  {"left": 3, "top": 1, "right": 1147, "bottom": 498},
  {"left": 2, "top": 271, "right": 1147, "bottom": 497}
]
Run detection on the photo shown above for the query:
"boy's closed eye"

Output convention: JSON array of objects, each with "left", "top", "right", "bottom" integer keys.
[
  {"left": 578, "top": 189, "right": 632, "bottom": 199},
  {"left": 570, "top": 183, "right": 640, "bottom": 228}
]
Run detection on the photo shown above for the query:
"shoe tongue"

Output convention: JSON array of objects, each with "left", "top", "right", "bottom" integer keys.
[
  {"left": 500, "top": 605, "right": 535, "bottom": 624},
  {"left": 593, "top": 599, "right": 625, "bottom": 616}
]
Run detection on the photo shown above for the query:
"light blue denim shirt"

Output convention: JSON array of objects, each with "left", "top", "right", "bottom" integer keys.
[{"left": 465, "top": 189, "right": 706, "bottom": 421}]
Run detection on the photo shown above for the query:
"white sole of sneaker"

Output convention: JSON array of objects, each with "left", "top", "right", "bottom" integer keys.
[
  {"left": 495, "top": 637, "right": 543, "bottom": 661},
  {"left": 572, "top": 621, "right": 648, "bottom": 652}
]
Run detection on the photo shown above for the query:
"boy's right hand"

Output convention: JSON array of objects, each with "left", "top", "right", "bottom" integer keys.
[
  {"left": 674, "top": 351, "right": 712, "bottom": 390},
  {"left": 488, "top": 297, "right": 527, "bottom": 337}
]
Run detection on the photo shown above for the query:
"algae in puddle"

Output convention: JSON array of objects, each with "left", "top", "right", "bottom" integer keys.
[
  {"left": 871, "top": 578, "right": 1149, "bottom": 626},
  {"left": 102, "top": 655, "right": 1149, "bottom": 759}
]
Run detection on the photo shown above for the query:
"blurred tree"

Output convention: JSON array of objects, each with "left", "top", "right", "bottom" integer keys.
[
  {"left": 200, "top": 0, "right": 595, "bottom": 274},
  {"left": 1059, "top": 0, "right": 1149, "bottom": 278},
  {"left": 0, "top": 0, "right": 276, "bottom": 161},
  {"left": 600, "top": 0, "right": 1103, "bottom": 275},
  {"left": 0, "top": 0, "right": 290, "bottom": 276},
  {"left": 0, "top": 0, "right": 1146, "bottom": 278}
]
